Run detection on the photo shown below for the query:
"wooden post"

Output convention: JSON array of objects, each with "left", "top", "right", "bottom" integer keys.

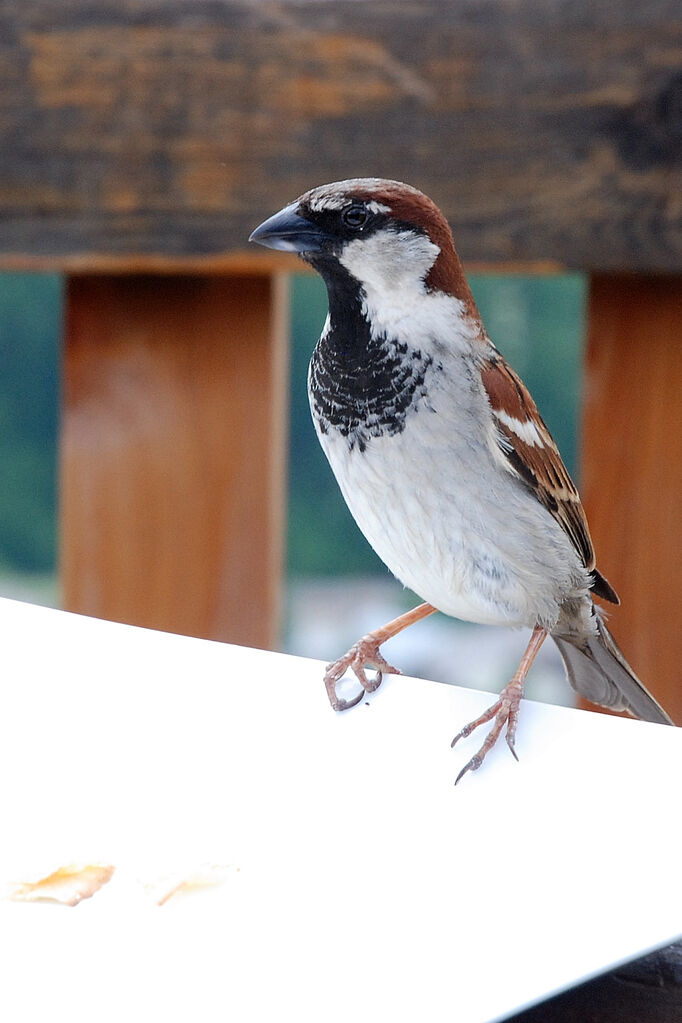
[
  {"left": 61, "top": 273, "right": 289, "bottom": 649},
  {"left": 581, "top": 275, "right": 682, "bottom": 722}
]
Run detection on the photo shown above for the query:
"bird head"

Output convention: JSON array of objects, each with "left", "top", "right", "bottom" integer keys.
[{"left": 250, "top": 178, "right": 477, "bottom": 317}]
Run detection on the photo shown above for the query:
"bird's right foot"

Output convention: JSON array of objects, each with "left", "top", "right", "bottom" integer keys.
[{"left": 324, "top": 637, "right": 402, "bottom": 711}]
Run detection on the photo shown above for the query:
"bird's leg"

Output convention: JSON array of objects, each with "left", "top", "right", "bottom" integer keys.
[
  {"left": 451, "top": 624, "right": 548, "bottom": 784},
  {"left": 324, "top": 602, "right": 437, "bottom": 711}
]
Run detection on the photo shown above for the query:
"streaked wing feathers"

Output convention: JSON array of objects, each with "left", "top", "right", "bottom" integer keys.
[{"left": 480, "top": 350, "right": 597, "bottom": 576}]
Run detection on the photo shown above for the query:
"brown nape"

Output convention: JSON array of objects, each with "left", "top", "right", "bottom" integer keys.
[
  {"left": 423, "top": 220, "right": 479, "bottom": 318},
  {"left": 368, "top": 184, "right": 481, "bottom": 323}
]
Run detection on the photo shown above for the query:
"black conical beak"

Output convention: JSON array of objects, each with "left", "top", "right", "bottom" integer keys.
[{"left": 249, "top": 203, "right": 330, "bottom": 253}]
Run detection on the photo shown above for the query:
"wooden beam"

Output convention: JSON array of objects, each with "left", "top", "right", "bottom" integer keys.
[
  {"left": 61, "top": 273, "right": 288, "bottom": 648},
  {"left": 1, "top": 1, "right": 680, "bottom": 271},
  {"left": 581, "top": 274, "right": 682, "bottom": 722}
]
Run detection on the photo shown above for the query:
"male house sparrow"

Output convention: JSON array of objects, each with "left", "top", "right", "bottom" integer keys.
[{"left": 250, "top": 178, "right": 673, "bottom": 782}]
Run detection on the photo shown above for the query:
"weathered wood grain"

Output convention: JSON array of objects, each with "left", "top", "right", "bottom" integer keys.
[
  {"left": 61, "top": 272, "right": 289, "bottom": 646},
  {"left": 1, "top": 1, "right": 680, "bottom": 270},
  {"left": 581, "top": 274, "right": 682, "bottom": 722}
]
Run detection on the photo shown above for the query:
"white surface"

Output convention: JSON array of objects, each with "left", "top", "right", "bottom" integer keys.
[{"left": 0, "top": 597, "right": 680, "bottom": 1022}]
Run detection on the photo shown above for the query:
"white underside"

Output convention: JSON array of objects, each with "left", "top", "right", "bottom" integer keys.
[{"left": 317, "top": 408, "right": 589, "bottom": 629}]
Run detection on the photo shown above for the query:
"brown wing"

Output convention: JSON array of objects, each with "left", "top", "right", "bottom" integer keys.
[{"left": 480, "top": 349, "right": 619, "bottom": 604}]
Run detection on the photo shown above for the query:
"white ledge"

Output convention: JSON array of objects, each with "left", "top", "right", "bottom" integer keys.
[{"left": 0, "top": 597, "right": 680, "bottom": 1022}]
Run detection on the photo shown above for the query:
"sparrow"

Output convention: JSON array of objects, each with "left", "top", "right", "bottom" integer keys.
[{"left": 250, "top": 178, "right": 674, "bottom": 783}]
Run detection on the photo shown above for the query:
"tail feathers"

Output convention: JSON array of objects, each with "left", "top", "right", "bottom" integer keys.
[{"left": 553, "top": 617, "right": 674, "bottom": 726}]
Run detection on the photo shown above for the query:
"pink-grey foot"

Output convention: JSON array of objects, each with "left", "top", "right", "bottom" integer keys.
[
  {"left": 451, "top": 624, "right": 548, "bottom": 784},
  {"left": 324, "top": 602, "right": 436, "bottom": 711},
  {"left": 324, "top": 638, "right": 402, "bottom": 711}
]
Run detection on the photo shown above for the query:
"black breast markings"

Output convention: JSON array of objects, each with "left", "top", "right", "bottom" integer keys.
[{"left": 309, "top": 333, "right": 435, "bottom": 453}]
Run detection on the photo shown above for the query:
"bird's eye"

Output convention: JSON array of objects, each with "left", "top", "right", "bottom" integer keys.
[{"left": 342, "top": 204, "right": 368, "bottom": 230}]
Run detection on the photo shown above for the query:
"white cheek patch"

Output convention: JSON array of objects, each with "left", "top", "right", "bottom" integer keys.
[
  {"left": 494, "top": 409, "right": 545, "bottom": 447},
  {"left": 339, "top": 229, "right": 440, "bottom": 298}
]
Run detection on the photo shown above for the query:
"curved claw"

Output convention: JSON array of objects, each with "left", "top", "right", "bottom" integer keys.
[
  {"left": 362, "top": 670, "right": 384, "bottom": 694},
  {"left": 450, "top": 717, "right": 483, "bottom": 749},
  {"left": 454, "top": 754, "right": 483, "bottom": 786},
  {"left": 505, "top": 733, "right": 519, "bottom": 762},
  {"left": 326, "top": 686, "right": 366, "bottom": 713}
]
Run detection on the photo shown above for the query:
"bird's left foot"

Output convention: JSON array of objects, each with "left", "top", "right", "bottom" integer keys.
[
  {"left": 451, "top": 676, "right": 524, "bottom": 785},
  {"left": 451, "top": 624, "right": 548, "bottom": 784},
  {"left": 324, "top": 637, "right": 402, "bottom": 712}
]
